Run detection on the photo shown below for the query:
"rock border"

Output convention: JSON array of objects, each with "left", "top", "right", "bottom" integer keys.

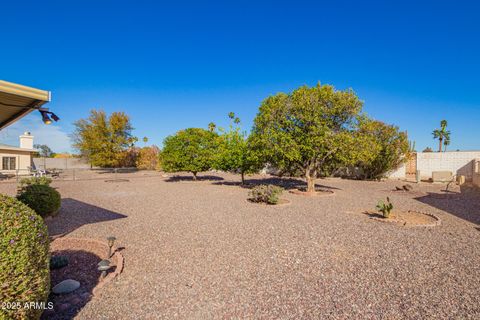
[
  {"left": 49, "top": 237, "right": 124, "bottom": 296},
  {"left": 289, "top": 189, "right": 335, "bottom": 197},
  {"left": 246, "top": 198, "right": 291, "bottom": 206},
  {"left": 367, "top": 210, "right": 441, "bottom": 228}
]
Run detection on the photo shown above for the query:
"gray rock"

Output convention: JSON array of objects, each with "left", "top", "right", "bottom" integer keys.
[{"left": 52, "top": 279, "right": 80, "bottom": 294}]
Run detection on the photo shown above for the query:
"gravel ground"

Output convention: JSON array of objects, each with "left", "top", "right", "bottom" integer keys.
[{"left": 1, "top": 173, "right": 479, "bottom": 319}]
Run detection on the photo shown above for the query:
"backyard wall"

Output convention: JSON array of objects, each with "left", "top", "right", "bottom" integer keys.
[
  {"left": 388, "top": 151, "right": 480, "bottom": 181},
  {"left": 473, "top": 159, "right": 480, "bottom": 187},
  {"left": 416, "top": 151, "right": 480, "bottom": 180},
  {"left": 33, "top": 157, "right": 93, "bottom": 169}
]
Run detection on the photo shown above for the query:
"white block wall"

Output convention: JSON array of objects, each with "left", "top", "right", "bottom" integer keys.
[
  {"left": 388, "top": 163, "right": 406, "bottom": 179},
  {"left": 417, "top": 151, "right": 480, "bottom": 180}
]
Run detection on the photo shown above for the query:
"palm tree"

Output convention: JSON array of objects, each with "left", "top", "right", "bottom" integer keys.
[{"left": 432, "top": 120, "right": 450, "bottom": 152}]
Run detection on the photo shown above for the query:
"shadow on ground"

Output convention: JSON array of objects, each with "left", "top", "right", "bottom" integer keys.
[
  {"left": 41, "top": 250, "right": 103, "bottom": 320},
  {"left": 47, "top": 198, "right": 127, "bottom": 237},
  {"left": 165, "top": 174, "right": 224, "bottom": 182},
  {"left": 213, "top": 176, "right": 342, "bottom": 191},
  {"left": 415, "top": 184, "right": 480, "bottom": 225}
]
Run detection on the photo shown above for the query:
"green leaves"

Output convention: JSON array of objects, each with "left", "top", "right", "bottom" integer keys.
[
  {"left": 250, "top": 83, "right": 364, "bottom": 191},
  {"left": 213, "top": 113, "right": 262, "bottom": 183},
  {"left": 160, "top": 128, "right": 218, "bottom": 178},
  {"left": 355, "top": 118, "right": 409, "bottom": 179}
]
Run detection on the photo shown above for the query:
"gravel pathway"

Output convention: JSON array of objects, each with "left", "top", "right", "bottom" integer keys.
[{"left": 1, "top": 173, "right": 479, "bottom": 319}]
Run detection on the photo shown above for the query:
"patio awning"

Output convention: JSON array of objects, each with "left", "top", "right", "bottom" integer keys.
[{"left": 0, "top": 80, "right": 51, "bottom": 130}]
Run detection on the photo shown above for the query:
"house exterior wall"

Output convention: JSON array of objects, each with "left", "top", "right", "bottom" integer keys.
[{"left": 0, "top": 150, "right": 32, "bottom": 175}]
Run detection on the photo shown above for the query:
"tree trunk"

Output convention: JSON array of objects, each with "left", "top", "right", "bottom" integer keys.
[
  {"left": 305, "top": 168, "right": 316, "bottom": 193},
  {"left": 438, "top": 138, "right": 443, "bottom": 152},
  {"left": 192, "top": 172, "right": 197, "bottom": 181},
  {"left": 240, "top": 171, "right": 245, "bottom": 185}
]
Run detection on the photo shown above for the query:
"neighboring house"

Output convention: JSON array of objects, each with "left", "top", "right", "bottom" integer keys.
[
  {"left": 0, "top": 80, "right": 51, "bottom": 176},
  {"left": 0, "top": 132, "right": 36, "bottom": 175}
]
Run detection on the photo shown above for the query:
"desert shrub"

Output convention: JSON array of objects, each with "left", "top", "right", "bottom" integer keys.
[
  {"left": 17, "top": 185, "right": 61, "bottom": 218},
  {"left": 376, "top": 197, "right": 393, "bottom": 218},
  {"left": 19, "top": 176, "right": 52, "bottom": 187},
  {"left": 249, "top": 184, "right": 284, "bottom": 204},
  {"left": 356, "top": 119, "right": 409, "bottom": 180},
  {"left": 0, "top": 195, "right": 50, "bottom": 320},
  {"left": 136, "top": 146, "right": 160, "bottom": 170}
]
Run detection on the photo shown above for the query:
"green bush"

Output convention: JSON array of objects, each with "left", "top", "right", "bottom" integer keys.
[
  {"left": 17, "top": 185, "right": 61, "bottom": 218},
  {"left": 19, "top": 176, "right": 52, "bottom": 187},
  {"left": 0, "top": 194, "right": 50, "bottom": 320},
  {"left": 248, "top": 184, "right": 284, "bottom": 205}
]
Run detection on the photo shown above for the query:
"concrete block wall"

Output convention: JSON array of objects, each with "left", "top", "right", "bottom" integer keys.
[
  {"left": 416, "top": 152, "right": 480, "bottom": 181},
  {"left": 33, "top": 157, "right": 93, "bottom": 169},
  {"left": 473, "top": 159, "right": 480, "bottom": 187}
]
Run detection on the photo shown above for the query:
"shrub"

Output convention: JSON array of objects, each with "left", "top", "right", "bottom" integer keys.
[
  {"left": 0, "top": 195, "right": 50, "bottom": 320},
  {"left": 19, "top": 176, "right": 52, "bottom": 187},
  {"left": 376, "top": 197, "right": 393, "bottom": 218},
  {"left": 136, "top": 146, "right": 160, "bottom": 170},
  {"left": 17, "top": 185, "right": 61, "bottom": 218},
  {"left": 249, "top": 184, "right": 284, "bottom": 205}
]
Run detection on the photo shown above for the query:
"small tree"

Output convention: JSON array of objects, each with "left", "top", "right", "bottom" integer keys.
[
  {"left": 33, "top": 144, "right": 55, "bottom": 158},
  {"left": 422, "top": 147, "right": 433, "bottom": 153},
  {"left": 160, "top": 128, "right": 218, "bottom": 180},
  {"left": 72, "top": 110, "right": 137, "bottom": 167},
  {"left": 214, "top": 113, "right": 261, "bottom": 184},
  {"left": 432, "top": 120, "right": 450, "bottom": 152},
  {"left": 250, "top": 83, "right": 364, "bottom": 193},
  {"left": 356, "top": 119, "right": 409, "bottom": 180}
]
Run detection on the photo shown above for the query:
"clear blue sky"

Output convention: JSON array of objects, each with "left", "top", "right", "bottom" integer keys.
[{"left": 1, "top": 0, "right": 479, "bottom": 153}]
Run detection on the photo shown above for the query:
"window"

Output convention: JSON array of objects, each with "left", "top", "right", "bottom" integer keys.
[{"left": 2, "top": 157, "right": 16, "bottom": 170}]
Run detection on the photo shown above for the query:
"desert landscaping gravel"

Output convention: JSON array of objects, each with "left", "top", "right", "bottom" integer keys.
[{"left": 1, "top": 172, "right": 479, "bottom": 319}]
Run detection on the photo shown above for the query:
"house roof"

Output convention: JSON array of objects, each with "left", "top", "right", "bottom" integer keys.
[
  {"left": 0, "top": 80, "right": 50, "bottom": 130},
  {"left": 0, "top": 143, "right": 36, "bottom": 152}
]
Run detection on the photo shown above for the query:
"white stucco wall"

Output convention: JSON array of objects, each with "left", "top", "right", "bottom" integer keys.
[
  {"left": 388, "top": 163, "right": 406, "bottom": 179},
  {"left": 417, "top": 151, "right": 480, "bottom": 180}
]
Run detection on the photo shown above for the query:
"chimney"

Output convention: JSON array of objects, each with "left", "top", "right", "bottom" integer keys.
[{"left": 20, "top": 131, "right": 34, "bottom": 149}]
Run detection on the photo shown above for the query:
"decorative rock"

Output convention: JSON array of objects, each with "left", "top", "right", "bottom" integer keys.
[{"left": 52, "top": 279, "right": 80, "bottom": 294}]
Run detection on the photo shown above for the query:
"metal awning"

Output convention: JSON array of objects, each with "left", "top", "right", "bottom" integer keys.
[{"left": 0, "top": 80, "right": 51, "bottom": 130}]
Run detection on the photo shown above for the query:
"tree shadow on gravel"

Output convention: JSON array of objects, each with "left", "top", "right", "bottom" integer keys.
[
  {"left": 213, "top": 176, "right": 342, "bottom": 191},
  {"left": 41, "top": 249, "right": 106, "bottom": 320},
  {"left": 414, "top": 185, "right": 480, "bottom": 225},
  {"left": 46, "top": 198, "right": 127, "bottom": 237},
  {"left": 164, "top": 174, "right": 224, "bottom": 182}
]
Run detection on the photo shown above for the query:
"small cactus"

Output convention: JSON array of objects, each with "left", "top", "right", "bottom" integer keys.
[{"left": 376, "top": 197, "right": 394, "bottom": 218}]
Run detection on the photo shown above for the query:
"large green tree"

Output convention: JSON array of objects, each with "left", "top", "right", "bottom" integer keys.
[
  {"left": 250, "top": 83, "right": 365, "bottom": 193},
  {"left": 355, "top": 118, "right": 409, "bottom": 179},
  {"left": 432, "top": 120, "right": 450, "bottom": 152},
  {"left": 160, "top": 128, "right": 218, "bottom": 180},
  {"left": 72, "top": 110, "right": 137, "bottom": 167},
  {"left": 213, "top": 113, "right": 261, "bottom": 184}
]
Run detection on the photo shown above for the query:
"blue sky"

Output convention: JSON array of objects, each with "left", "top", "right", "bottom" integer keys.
[{"left": 1, "top": 0, "right": 479, "bottom": 153}]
